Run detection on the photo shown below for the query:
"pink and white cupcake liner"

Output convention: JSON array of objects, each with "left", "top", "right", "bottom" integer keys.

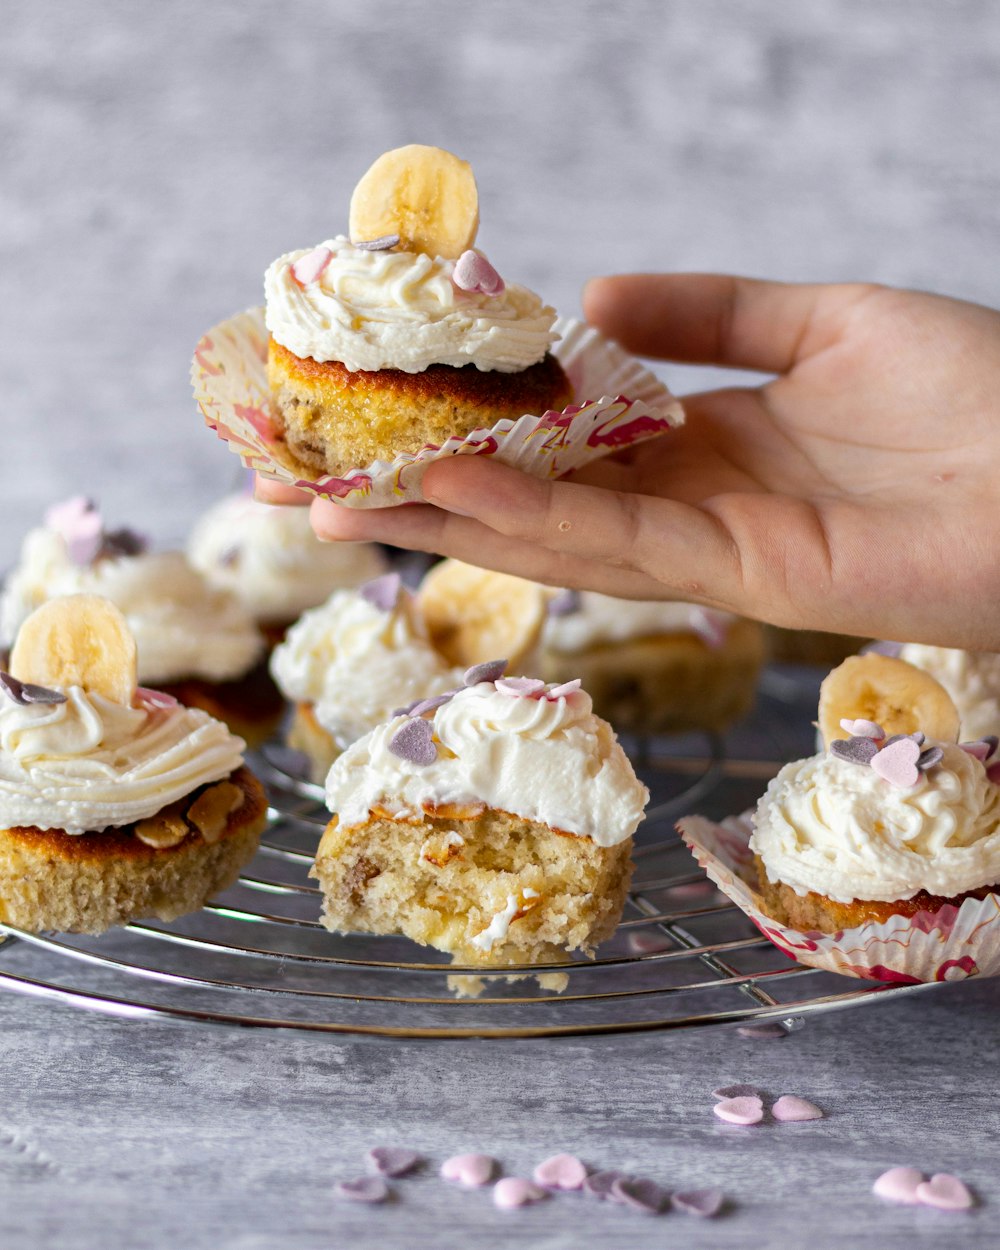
[
  {"left": 678, "top": 813, "right": 1000, "bottom": 983},
  {"left": 191, "top": 308, "right": 684, "bottom": 509}
]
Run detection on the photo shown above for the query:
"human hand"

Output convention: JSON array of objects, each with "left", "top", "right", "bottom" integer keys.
[{"left": 270, "top": 274, "right": 1000, "bottom": 648}]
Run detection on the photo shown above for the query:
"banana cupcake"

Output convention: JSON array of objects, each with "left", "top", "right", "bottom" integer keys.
[
  {"left": 264, "top": 144, "right": 571, "bottom": 477},
  {"left": 0, "top": 498, "right": 281, "bottom": 746},
  {"left": 0, "top": 595, "right": 267, "bottom": 933},
  {"left": 541, "top": 590, "right": 765, "bottom": 734},
  {"left": 187, "top": 490, "right": 387, "bottom": 645},
  {"left": 314, "top": 665, "right": 648, "bottom": 966}
]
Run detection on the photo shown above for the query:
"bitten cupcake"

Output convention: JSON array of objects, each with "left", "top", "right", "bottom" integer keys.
[
  {"left": 0, "top": 498, "right": 281, "bottom": 746},
  {"left": 540, "top": 590, "right": 765, "bottom": 734},
  {"left": 314, "top": 664, "right": 648, "bottom": 966},
  {"left": 0, "top": 595, "right": 267, "bottom": 933},
  {"left": 263, "top": 144, "right": 571, "bottom": 477},
  {"left": 187, "top": 490, "right": 387, "bottom": 644}
]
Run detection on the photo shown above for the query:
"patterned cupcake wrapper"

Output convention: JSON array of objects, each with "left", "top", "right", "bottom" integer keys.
[
  {"left": 191, "top": 308, "right": 684, "bottom": 508},
  {"left": 678, "top": 813, "right": 1000, "bottom": 984}
]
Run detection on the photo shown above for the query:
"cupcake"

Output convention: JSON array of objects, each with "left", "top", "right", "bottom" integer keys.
[
  {"left": 0, "top": 595, "right": 267, "bottom": 933},
  {"left": 891, "top": 644, "right": 1000, "bottom": 741},
  {"left": 313, "top": 665, "right": 648, "bottom": 966},
  {"left": 541, "top": 590, "right": 765, "bottom": 734},
  {"left": 0, "top": 498, "right": 281, "bottom": 747},
  {"left": 187, "top": 490, "right": 387, "bottom": 645},
  {"left": 270, "top": 573, "right": 462, "bottom": 782},
  {"left": 263, "top": 144, "right": 571, "bottom": 478}
]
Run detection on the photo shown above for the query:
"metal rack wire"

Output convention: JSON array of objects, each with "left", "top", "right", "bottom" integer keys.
[{"left": 0, "top": 719, "right": 935, "bottom": 1036}]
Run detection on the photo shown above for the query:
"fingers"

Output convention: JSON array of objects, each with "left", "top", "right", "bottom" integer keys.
[
  {"left": 253, "top": 475, "right": 312, "bottom": 506},
  {"left": 583, "top": 273, "right": 878, "bottom": 374}
]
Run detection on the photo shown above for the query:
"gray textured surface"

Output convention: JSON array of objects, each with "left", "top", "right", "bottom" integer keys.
[{"left": 3, "top": 2, "right": 1000, "bottom": 1246}]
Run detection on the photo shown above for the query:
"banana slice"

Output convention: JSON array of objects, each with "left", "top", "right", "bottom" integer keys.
[
  {"left": 9, "top": 594, "right": 138, "bottom": 705},
  {"left": 349, "top": 144, "right": 479, "bottom": 259},
  {"left": 817, "top": 653, "right": 960, "bottom": 749},
  {"left": 418, "top": 559, "right": 546, "bottom": 671}
]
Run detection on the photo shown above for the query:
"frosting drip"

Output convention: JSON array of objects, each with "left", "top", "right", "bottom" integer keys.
[
  {"left": 264, "top": 235, "right": 558, "bottom": 373},
  {"left": 899, "top": 644, "right": 1000, "bottom": 741}
]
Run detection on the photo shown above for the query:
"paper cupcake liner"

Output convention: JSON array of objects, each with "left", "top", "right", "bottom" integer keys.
[
  {"left": 192, "top": 308, "right": 684, "bottom": 508},
  {"left": 678, "top": 813, "right": 1000, "bottom": 984}
]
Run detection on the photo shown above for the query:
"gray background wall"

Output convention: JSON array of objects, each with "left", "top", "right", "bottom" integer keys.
[{"left": 2, "top": 0, "right": 999, "bottom": 564}]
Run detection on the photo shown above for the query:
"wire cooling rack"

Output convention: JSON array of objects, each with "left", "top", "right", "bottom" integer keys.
[{"left": 0, "top": 680, "right": 938, "bottom": 1036}]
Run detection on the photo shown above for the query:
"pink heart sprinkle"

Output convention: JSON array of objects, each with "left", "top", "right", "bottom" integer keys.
[
  {"left": 533, "top": 1153, "right": 587, "bottom": 1190},
  {"left": 772, "top": 1095, "right": 823, "bottom": 1122},
  {"left": 292, "top": 245, "right": 332, "bottom": 286},
  {"left": 495, "top": 677, "right": 547, "bottom": 698},
  {"left": 736, "top": 1023, "right": 786, "bottom": 1040},
  {"left": 334, "top": 1175, "right": 389, "bottom": 1204},
  {"left": 453, "top": 249, "right": 505, "bottom": 296},
  {"left": 135, "top": 687, "right": 179, "bottom": 711},
  {"left": 915, "top": 1173, "right": 974, "bottom": 1211},
  {"left": 672, "top": 1187, "right": 724, "bottom": 1218},
  {"left": 872, "top": 1166, "right": 925, "bottom": 1205},
  {"left": 713, "top": 1096, "right": 764, "bottom": 1125},
  {"left": 627, "top": 931, "right": 672, "bottom": 955},
  {"left": 493, "top": 1178, "right": 548, "bottom": 1209},
  {"left": 871, "top": 737, "right": 921, "bottom": 788},
  {"left": 546, "top": 679, "right": 582, "bottom": 700},
  {"left": 961, "top": 741, "right": 991, "bottom": 762},
  {"left": 840, "top": 717, "right": 885, "bottom": 740},
  {"left": 366, "top": 1146, "right": 421, "bottom": 1177},
  {"left": 440, "top": 1153, "right": 496, "bottom": 1187}
]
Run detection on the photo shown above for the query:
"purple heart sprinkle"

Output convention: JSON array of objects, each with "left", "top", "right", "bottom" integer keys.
[
  {"left": 981, "top": 735, "right": 999, "bottom": 759},
  {"left": 672, "top": 1188, "right": 724, "bottom": 1218},
  {"left": 464, "top": 659, "right": 508, "bottom": 686},
  {"left": 98, "top": 527, "right": 149, "bottom": 559},
  {"left": 407, "top": 692, "right": 456, "bottom": 718},
  {"left": 547, "top": 588, "right": 581, "bottom": 617},
  {"left": 367, "top": 1146, "right": 421, "bottom": 1178},
  {"left": 712, "top": 1084, "right": 761, "bottom": 1101},
  {"left": 359, "top": 572, "right": 403, "bottom": 612},
  {"left": 353, "top": 234, "right": 401, "bottom": 251},
  {"left": 611, "top": 1177, "right": 669, "bottom": 1215},
  {"left": 495, "top": 676, "right": 546, "bottom": 698},
  {"left": 334, "top": 1176, "right": 390, "bottom": 1204},
  {"left": 0, "top": 671, "right": 67, "bottom": 706},
  {"left": 883, "top": 732, "right": 925, "bottom": 747},
  {"left": 582, "top": 1170, "right": 629, "bottom": 1201},
  {"left": 388, "top": 717, "right": 437, "bottom": 766},
  {"left": 830, "top": 737, "right": 879, "bottom": 766},
  {"left": 917, "top": 746, "right": 944, "bottom": 772}
]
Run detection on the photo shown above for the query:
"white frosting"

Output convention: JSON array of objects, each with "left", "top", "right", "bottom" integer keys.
[
  {"left": 187, "top": 493, "right": 387, "bottom": 625},
  {"left": 750, "top": 743, "right": 1000, "bottom": 902},
  {"left": 270, "top": 588, "right": 460, "bottom": 751},
  {"left": 264, "top": 235, "right": 558, "bottom": 373},
  {"left": 0, "top": 687, "right": 245, "bottom": 835},
  {"left": 899, "top": 644, "right": 1000, "bottom": 741},
  {"left": 1, "top": 529, "right": 264, "bottom": 684},
  {"left": 325, "top": 681, "right": 649, "bottom": 846},
  {"left": 544, "top": 591, "right": 733, "bottom": 652},
  {"left": 470, "top": 889, "right": 539, "bottom": 951}
]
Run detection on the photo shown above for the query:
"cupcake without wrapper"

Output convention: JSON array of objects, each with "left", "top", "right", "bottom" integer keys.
[
  {"left": 0, "top": 595, "right": 267, "bottom": 934},
  {"left": 313, "top": 668, "right": 648, "bottom": 966},
  {"left": 541, "top": 590, "right": 765, "bottom": 735},
  {"left": 0, "top": 498, "right": 281, "bottom": 747},
  {"left": 187, "top": 490, "right": 387, "bottom": 643}
]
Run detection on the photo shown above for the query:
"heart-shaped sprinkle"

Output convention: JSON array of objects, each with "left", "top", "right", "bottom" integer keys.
[
  {"left": 914, "top": 1173, "right": 974, "bottom": 1211},
  {"left": 839, "top": 718, "right": 884, "bottom": 740},
  {"left": 583, "top": 1169, "right": 629, "bottom": 1200},
  {"left": 464, "top": 659, "right": 508, "bottom": 686},
  {"left": 627, "top": 931, "right": 672, "bottom": 954},
  {"left": 99, "top": 527, "right": 148, "bottom": 559},
  {"left": 533, "top": 1153, "right": 587, "bottom": 1190},
  {"left": 830, "top": 737, "right": 879, "bottom": 766},
  {"left": 292, "top": 245, "right": 332, "bottom": 286},
  {"left": 495, "top": 677, "right": 546, "bottom": 698},
  {"left": 45, "top": 495, "right": 104, "bottom": 565},
  {"left": 493, "top": 1178, "right": 547, "bottom": 1209},
  {"left": 610, "top": 1177, "right": 669, "bottom": 1214},
  {"left": 440, "top": 1153, "right": 496, "bottom": 1187},
  {"left": 367, "top": 1146, "right": 421, "bottom": 1178},
  {"left": 407, "top": 693, "right": 456, "bottom": 718},
  {"left": 389, "top": 717, "right": 437, "bottom": 766},
  {"left": 872, "top": 1166, "right": 924, "bottom": 1205},
  {"left": 353, "top": 234, "right": 400, "bottom": 251},
  {"left": 771, "top": 1095, "right": 823, "bottom": 1122},
  {"left": 672, "top": 1188, "right": 723, "bottom": 1218},
  {"left": 871, "top": 737, "right": 921, "bottom": 788},
  {"left": 0, "top": 671, "right": 67, "bottom": 706},
  {"left": 546, "top": 679, "right": 582, "bottom": 700},
  {"left": 712, "top": 1084, "right": 761, "bottom": 1101},
  {"left": 981, "top": 735, "right": 999, "bottom": 759},
  {"left": 689, "top": 607, "right": 728, "bottom": 649},
  {"left": 547, "top": 588, "right": 581, "bottom": 617},
  {"left": 359, "top": 572, "right": 403, "bottom": 612},
  {"left": 713, "top": 1096, "right": 764, "bottom": 1125},
  {"left": 883, "top": 731, "right": 925, "bottom": 747},
  {"left": 135, "top": 687, "right": 179, "bottom": 711},
  {"left": 453, "top": 249, "right": 505, "bottom": 296},
  {"left": 737, "top": 1022, "right": 786, "bottom": 1039},
  {"left": 917, "top": 745, "right": 944, "bottom": 772},
  {"left": 962, "top": 741, "right": 991, "bottom": 762},
  {"left": 334, "top": 1175, "right": 389, "bottom": 1203}
]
